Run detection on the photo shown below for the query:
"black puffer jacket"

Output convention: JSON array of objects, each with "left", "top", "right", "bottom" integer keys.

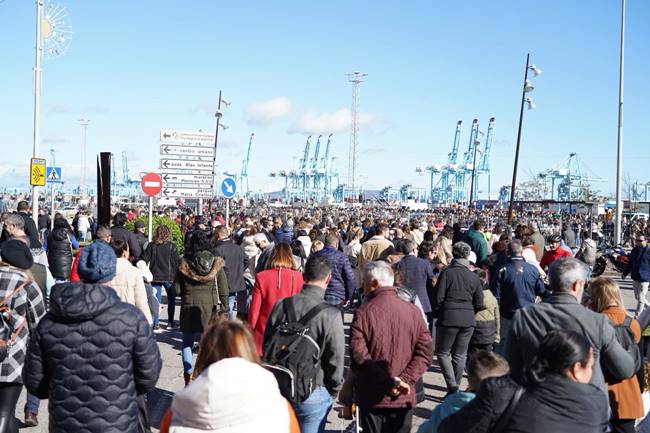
[
  {"left": 23, "top": 282, "right": 162, "bottom": 433},
  {"left": 431, "top": 258, "right": 484, "bottom": 327},
  {"left": 46, "top": 227, "right": 73, "bottom": 279},
  {"left": 142, "top": 241, "right": 180, "bottom": 282}
]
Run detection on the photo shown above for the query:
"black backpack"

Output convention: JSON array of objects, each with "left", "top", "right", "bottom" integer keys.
[
  {"left": 263, "top": 297, "right": 330, "bottom": 404},
  {"left": 603, "top": 316, "right": 642, "bottom": 384}
]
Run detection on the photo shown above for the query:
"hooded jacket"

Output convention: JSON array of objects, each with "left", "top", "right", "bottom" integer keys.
[
  {"left": 46, "top": 227, "right": 74, "bottom": 279},
  {"left": 23, "top": 282, "right": 161, "bottom": 433},
  {"left": 172, "top": 252, "right": 228, "bottom": 333}
]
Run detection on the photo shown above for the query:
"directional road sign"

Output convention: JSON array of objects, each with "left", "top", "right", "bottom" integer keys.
[
  {"left": 141, "top": 172, "right": 163, "bottom": 196},
  {"left": 160, "top": 129, "right": 214, "bottom": 144},
  {"left": 161, "top": 173, "right": 213, "bottom": 187},
  {"left": 46, "top": 166, "right": 62, "bottom": 183},
  {"left": 159, "top": 159, "right": 214, "bottom": 171},
  {"left": 30, "top": 158, "right": 46, "bottom": 186},
  {"left": 221, "top": 177, "right": 237, "bottom": 198},
  {"left": 161, "top": 187, "right": 213, "bottom": 199},
  {"left": 160, "top": 144, "right": 215, "bottom": 158}
]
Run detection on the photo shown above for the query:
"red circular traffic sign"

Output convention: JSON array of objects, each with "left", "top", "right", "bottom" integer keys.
[{"left": 141, "top": 172, "right": 163, "bottom": 196}]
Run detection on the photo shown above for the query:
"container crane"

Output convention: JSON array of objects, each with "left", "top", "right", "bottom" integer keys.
[
  {"left": 438, "top": 120, "right": 463, "bottom": 203},
  {"left": 311, "top": 135, "right": 322, "bottom": 191},
  {"left": 240, "top": 133, "right": 254, "bottom": 196}
]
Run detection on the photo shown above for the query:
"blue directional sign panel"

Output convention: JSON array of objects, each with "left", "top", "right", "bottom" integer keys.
[
  {"left": 46, "top": 166, "right": 62, "bottom": 183},
  {"left": 221, "top": 177, "right": 237, "bottom": 198}
]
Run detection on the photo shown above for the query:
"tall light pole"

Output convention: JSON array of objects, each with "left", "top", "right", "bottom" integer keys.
[
  {"left": 507, "top": 54, "right": 541, "bottom": 225},
  {"left": 78, "top": 118, "right": 90, "bottom": 196},
  {"left": 614, "top": 0, "right": 625, "bottom": 245},
  {"left": 346, "top": 72, "right": 367, "bottom": 201},
  {"left": 208, "top": 91, "right": 229, "bottom": 216},
  {"left": 31, "top": 0, "right": 44, "bottom": 225}
]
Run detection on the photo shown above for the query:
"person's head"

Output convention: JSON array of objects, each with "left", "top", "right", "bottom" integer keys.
[
  {"left": 302, "top": 255, "right": 332, "bottom": 288},
  {"left": 376, "top": 223, "right": 389, "bottom": 238},
  {"left": 529, "top": 222, "right": 540, "bottom": 233},
  {"left": 112, "top": 212, "right": 128, "bottom": 228},
  {"left": 267, "top": 243, "right": 296, "bottom": 270},
  {"left": 215, "top": 225, "right": 230, "bottom": 241},
  {"left": 111, "top": 239, "right": 129, "bottom": 258},
  {"left": 548, "top": 258, "right": 586, "bottom": 300},
  {"left": 16, "top": 201, "right": 29, "bottom": 212},
  {"left": 349, "top": 226, "right": 363, "bottom": 242},
  {"left": 547, "top": 234, "right": 562, "bottom": 250},
  {"left": 186, "top": 231, "right": 213, "bottom": 258},
  {"left": 310, "top": 240, "right": 324, "bottom": 253},
  {"left": 4, "top": 213, "right": 25, "bottom": 237},
  {"left": 0, "top": 239, "right": 34, "bottom": 270},
  {"left": 467, "top": 350, "right": 510, "bottom": 392},
  {"left": 253, "top": 233, "right": 269, "bottom": 250},
  {"left": 522, "top": 235, "right": 534, "bottom": 248},
  {"left": 53, "top": 217, "right": 70, "bottom": 231},
  {"left": 528, "top": 329, "right": 594, "bottom": 385},
  {"left": 473, "top": 220, "right": 486, "bottom": 231},
  {"left": 507, "top": 239, "right": 523, "bottom": 257},
  {"left": 452, "top": 241, "right": 472, "bottom": 260},
  {"left": 423, "top": 230, "right": 435, "bottom": 243},
  {"left": 325, "top": 232, "right": 339, "bottom": 249},
  {"left": 636, "top": 234, "right": 647, "bottom": 248},
  {"left": 77, "top": 241, "right": 117, "bottom": 283},
  {"left": 95, "top": 225, "right": 112, "bottom": 243},
  {"left": 418, "top": 241, "right": 435, "bottom": 261},
  {"left": 473, "top": 268, "right": 488, "bottom": 289},
  {"left": 134, "top": 220, "right": 146, "bottom": 234},
  {"left": 589, "top": 277, "right": 624, "bottom": 313},
  {"left": 362, "top": 261, "right": 395, "bottom": 296},
  {"left": 397, "top": 239, "right": 417, "bottom": 256},
  {"left": 152, "top": 224, "right": 171, "bottom": 245},
  {"left": 194, "top": 318, "right": 259, "bottom": 378}
]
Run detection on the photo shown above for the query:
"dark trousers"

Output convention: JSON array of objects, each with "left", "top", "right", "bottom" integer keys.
[
  {"left": 610, "top": 419, "right": 635, "bottom": 433},
  {"left": 0, "top": 383, "right": 21, "bottom": 433},
  {"left": 435, "top": 325, "right": 474, "bottom": 392},
  {"left": 360, "top": 408, "right": 412, "bottom": 433}
]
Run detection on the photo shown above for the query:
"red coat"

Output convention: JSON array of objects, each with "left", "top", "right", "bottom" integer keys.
[
  {"left": 540, "top": 247, "right": 573, "bottom": 270},
  {"left": 248, "top": 268, "right": 304, "bottom": 354}
]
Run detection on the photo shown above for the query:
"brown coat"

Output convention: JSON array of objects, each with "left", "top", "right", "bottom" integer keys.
[
  {"left": 602, "top": 306, "right": 644, "bottom": 420},
  {"left": 358, "top": 236, "right": 393, "bottom": 271}
]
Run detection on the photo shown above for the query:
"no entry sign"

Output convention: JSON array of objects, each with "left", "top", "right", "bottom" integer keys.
[{"left": 141, "top": 172, "right": 163, "bottom": 196}]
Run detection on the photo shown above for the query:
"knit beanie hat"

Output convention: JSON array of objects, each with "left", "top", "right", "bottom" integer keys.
[
  {"left": 0, "top": 239, "right": 34, "bottom": 270},
  {"left": 77, "top": 241, "right": 117, "bottom": 283}
]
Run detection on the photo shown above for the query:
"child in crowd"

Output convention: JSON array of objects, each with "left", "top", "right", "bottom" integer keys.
[
  {"left": 416, "top": 351, "right": 510, "bottom": 433},
  {"left": 467, "top": 269, "right": 500, "bottom": 357}
]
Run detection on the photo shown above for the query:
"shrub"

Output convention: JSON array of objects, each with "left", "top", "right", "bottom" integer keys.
[{"left": 126, "top": 215, "right": 184, "bottom": 255}]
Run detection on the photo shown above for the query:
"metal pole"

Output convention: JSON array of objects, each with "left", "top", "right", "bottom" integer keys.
[
  {"left": 50, "top": 182, "right": 54, "bottom": 230},
  {"left": 507, "top": 53, "right": 530, "bottom": 225},
  {"left": 148, "top": 196, "right": 153, "bottom": 243},
  {"left": 614, "top": 0, "right": 625, "bottom": 245},
  {"left": 210, "top": 91, "right": 222, "bottom": 213},
  {"left": 31, "top": 0, "right": 43, "bottom": 225},
  {"left": 225, "top": 199, "right": 230, "bottom": 227},
  {"left": 79, "top": 119, "right": 90, "bottom": 197},
  {"left": 470, "top": 139, "right": 479, "bottom": 208}
]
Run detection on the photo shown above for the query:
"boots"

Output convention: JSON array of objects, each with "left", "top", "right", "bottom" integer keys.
[{"left": 184, "top": 373, "right": 192, "bottom": 387}]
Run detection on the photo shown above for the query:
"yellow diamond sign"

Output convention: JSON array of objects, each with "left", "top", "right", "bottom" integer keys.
[{"left": 30, "top": 158, "right": 46, "bottom": 186}]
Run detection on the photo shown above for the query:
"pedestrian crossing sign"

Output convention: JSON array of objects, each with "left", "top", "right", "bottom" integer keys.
[{"left": 46, "top": 166, "right": 62, "bottom": 183}]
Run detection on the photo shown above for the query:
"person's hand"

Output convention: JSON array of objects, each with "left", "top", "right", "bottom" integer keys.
[{"left": 388, "top": 377, "right": 410, "bottom": 397}]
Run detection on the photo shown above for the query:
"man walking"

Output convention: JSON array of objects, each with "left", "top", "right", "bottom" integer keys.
[
  {"left": 358, "top": 223, "right": 392, "bottom": 271},
  {"left": 623, "top": 234, "right": 650, "bottom": 315},
  {"left": 350, "top": 261, "right": 432, "bottom": 433},
  {"left": 263, "top": 255, "right": 344, "bottom": 433},
  {"left": 462, "top": 220, "right": 488, "bottom": 267},
  {"left": 394, "top": 239, "right": 436, "bottom": 328},
  {"left": 311, "top": 232, "right": 356, "bottom": 306},
  {"left": 506, "top": 258, "right": 636, "bottom": 394},
  {"left": 0, "top": 201, "right": 41, "bottom": 248},
  {"left": 213, "top": 226, "right": 249, "bottom": 320},
  {"left": 493, "top": 239, "right": 546, "bottom": 354}
]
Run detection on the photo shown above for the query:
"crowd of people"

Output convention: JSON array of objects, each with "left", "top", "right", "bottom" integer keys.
[{"left": 1, "top": 198, "right": 650, "bottom": 432}]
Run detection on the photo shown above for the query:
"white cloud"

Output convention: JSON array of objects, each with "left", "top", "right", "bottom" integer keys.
[
  {"left": 289, "top": 108, "right": 383, "bottom": 135},
  {"left": 245, "top": 97, "right": 293, "bottom": 126}
]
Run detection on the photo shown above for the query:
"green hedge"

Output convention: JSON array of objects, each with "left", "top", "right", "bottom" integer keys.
[{"left": 126, "top": 216, "right": 184, "bottom": 255}]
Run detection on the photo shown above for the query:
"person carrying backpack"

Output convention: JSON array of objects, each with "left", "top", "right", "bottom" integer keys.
[
  {"left": 0, "top": 241, "right": 46, "bottom": 433},
  {"left": 589, "top": 277, "right": 643, "bottom": 433},
  {"left": 262, "top": 255, "right": 344, "bottom": 433}
]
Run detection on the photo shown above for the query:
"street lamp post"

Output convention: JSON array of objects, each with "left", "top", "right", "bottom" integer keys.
[
  {"left": 207, "top": 91, "right": 230, "bottom": 216},
  {"left": 507, "top": 53, "right": 541, "bottom": 225},
  {"left": 614, "top": 0, "right": 625, "bottom": 245},
  {"left": 31, "top": 0, "right": 44, "bottom": 225}
]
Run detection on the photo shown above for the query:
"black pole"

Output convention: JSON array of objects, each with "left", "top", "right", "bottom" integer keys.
[
  {"left": 507, "top": 53, "right": 530, "bottom": 225},
  {"left": 469, "top": 133, "right": 480, "bottom": 208},
  {"left": 209, "top": 90, "right": 222, "bottom": 214}
]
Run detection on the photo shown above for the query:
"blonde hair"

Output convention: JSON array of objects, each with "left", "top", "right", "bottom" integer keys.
[
  {"left": 589, "top": 277, "right": 624, "bottom": 313},
  {"left": 194, "top": 318, "right": 259, "bottom": 378},
  {"left": 311, "top": 240, "right": 324, "bottom": 253}
]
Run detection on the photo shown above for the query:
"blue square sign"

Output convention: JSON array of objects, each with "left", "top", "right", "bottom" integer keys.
[{"left": 46, "top": 166, "right": 62, "bottom": 183}]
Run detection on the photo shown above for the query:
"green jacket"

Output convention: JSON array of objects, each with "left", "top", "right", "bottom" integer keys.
[
  {"left": 462, "top": 229, "right": 488, "bottom": 266},
  {"left": 172, "top": 252, "right": 229, "bottom": 333}
]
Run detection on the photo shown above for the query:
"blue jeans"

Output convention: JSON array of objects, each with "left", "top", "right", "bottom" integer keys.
[
  {"left": 152, "top": 282, "right": 175, "bottom": 327},
  {"left": 24, "top": 392, "right": 40, "bottom": 414},
  {"left": 292, "top": 386, "right": 333, "bottom": 433},
  {"left": 227, "top": 291, "right": 247, "bottom": 320},
  {"left": 181, "top": 332, "right": 201, "bottom": 375}
]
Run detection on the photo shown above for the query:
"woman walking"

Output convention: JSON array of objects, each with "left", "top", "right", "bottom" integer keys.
[
  {"left": 46, "top": 217, "right": 78, "bottom": 282},
  {"left": 142, "top": 225, "right": 180, "bottom": 330},
  {"left": 248, "top": 244, "right": 304, "bottom": 354}
]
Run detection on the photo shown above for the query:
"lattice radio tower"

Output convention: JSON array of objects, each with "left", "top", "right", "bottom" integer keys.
[{"left": 346, "top": 71, "right": 367, "bottom": 197}]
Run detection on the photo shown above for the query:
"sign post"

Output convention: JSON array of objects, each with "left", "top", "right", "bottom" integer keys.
[
  {"left": 221, "top": 177, "right": 237, "bottom": 225},
  {"left": 46, "top": 167, "right": 62, "bottom": 230},
  {"left": 141, "top": 172, "right": 163, "bottom": 242}
]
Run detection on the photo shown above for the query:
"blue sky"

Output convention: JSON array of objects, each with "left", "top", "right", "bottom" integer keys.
[{"left": 1, "top": 1, "right": 649, "bottom": 197}]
